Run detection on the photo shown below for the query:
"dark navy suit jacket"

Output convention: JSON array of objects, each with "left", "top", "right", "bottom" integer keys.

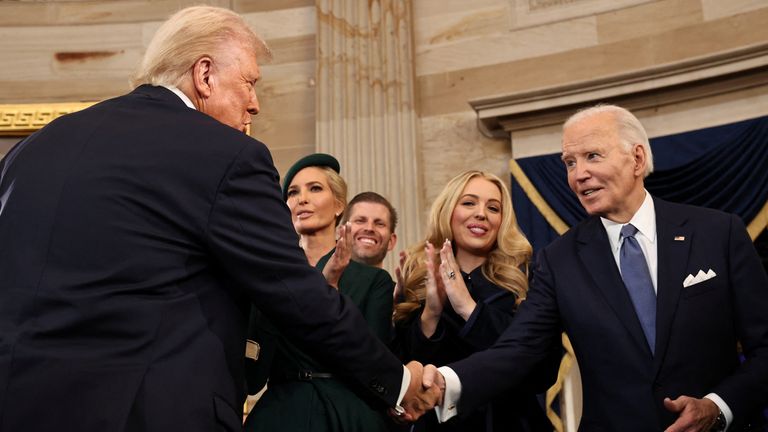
[
  {"left": 0, "top": 85, "right": 403, "bottom": 432},
  {"left": 450, "top": 197, "right": 768, "bottom": 431}
]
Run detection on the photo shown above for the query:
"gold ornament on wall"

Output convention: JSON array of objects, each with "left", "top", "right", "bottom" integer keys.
[{"left": 0, "top": 102, "right": 95, "bottom": 136}]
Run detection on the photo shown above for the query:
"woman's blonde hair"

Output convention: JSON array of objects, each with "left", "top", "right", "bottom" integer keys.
[
  {"left": 318, "top": 166, "right": 347, "bottom": 226},
  {"left": 130, "top": 6, "right": 271, "bottom": 88},
  {"left": 393, "top": 171, "right": 532, "bottom": 322}
]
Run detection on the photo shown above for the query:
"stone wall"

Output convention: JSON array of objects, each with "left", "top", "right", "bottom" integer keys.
[
  {"left": 2, "top": 0, "right": 768, "bottom": 250},
  {"left": 0, "top": 0, "right": 317, "bottom": 176},
  {"left": 413, "top": 0, "right": 768, "bottom": 206}
]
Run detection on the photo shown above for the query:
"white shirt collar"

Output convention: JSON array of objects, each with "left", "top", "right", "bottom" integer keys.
[
  {"left": 162, "top": 85, "right": 196, "bottom": 110},
  {"left": 601, "top": 190, "right": 656, "bottom": 253}
]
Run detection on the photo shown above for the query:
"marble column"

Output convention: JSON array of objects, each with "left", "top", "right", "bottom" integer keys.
[{"left": 315, "top": 0, "right": 422, "bottom": 269}]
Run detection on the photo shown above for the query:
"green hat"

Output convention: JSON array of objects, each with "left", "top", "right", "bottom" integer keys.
[{"left": 282, "top": 153, "right": 341, "bottom": 201}]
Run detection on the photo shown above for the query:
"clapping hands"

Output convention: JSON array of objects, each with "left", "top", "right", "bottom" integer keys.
[
  {"left": 393, "top": 250, "right": 409, "bottom": 303},
  {"left": 420, "top": 239, "right": 477, "bottom": 337},
  {"left": 435, "top": 239, "right": 476, "bottom": 320},
  {"left": 322, "top": 222, "right": 352, "bottom": 289}
]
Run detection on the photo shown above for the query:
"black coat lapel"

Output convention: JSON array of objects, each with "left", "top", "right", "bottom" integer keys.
[{"left": 577, "top": 217, "right": 652, "bottom": 357}]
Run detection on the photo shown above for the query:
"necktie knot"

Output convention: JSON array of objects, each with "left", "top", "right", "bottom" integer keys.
[{"left": 621, "top": 223, "right": 639, "bottom": 239}]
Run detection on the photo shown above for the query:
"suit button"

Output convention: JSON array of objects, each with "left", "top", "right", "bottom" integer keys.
[{"left": 369, "top": 380, "right": 387, "bottom": 395}]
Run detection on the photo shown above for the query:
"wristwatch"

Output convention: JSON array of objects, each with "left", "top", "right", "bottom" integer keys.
[{"left": 710, "top": 410, "right": 726, "bottom": 432}]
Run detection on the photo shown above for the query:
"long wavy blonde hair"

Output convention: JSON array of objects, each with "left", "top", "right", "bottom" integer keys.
[{"left": 393, "top": 171, "right": 532, "bottom": 322}]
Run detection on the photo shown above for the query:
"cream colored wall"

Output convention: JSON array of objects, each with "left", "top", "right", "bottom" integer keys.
[
  {"left": 3, "top": 0, "right": 768, "bottom": 237},
  {"left": 0, "top": 0, "right": 317, "bottom": 175},
  {"left": 414, "top": 0, "right": 768, "bottom": 207}
]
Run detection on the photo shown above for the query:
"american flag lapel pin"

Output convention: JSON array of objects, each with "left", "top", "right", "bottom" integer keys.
[{"left": 674, "top": 235, "right": 685, "bottom": 241}]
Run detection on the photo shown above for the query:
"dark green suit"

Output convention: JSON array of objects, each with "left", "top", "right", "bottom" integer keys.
[{"left": 244, "top": 250, "right": 395, "bottom": 432}]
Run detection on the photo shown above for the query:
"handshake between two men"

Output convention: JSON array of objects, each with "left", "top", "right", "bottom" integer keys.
[{"left": 397, "top": 361, "right": 446, "bottom": 423}]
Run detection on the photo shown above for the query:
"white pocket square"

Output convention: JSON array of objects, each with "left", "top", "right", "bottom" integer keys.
[{"left": 683, "top": 269, "right": 716, "bottom": 287}]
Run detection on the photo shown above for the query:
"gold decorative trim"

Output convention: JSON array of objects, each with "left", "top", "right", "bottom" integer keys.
[
  {"left": 245, "top": 340, "right": 260, "bottom": 361},
  {"left": 546, "top": 332, "right": 575, "bottom": 432},
  {"left": 748, "top": 200, "right": 768, "bottom": 241},
  {"left": 509, "top": 158, "right": 570, "bottom": 235},
  {"left": 0, "top": 102, "right": 95, "bottom": 136}
]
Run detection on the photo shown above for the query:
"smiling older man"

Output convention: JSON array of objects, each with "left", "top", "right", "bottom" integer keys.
[{"left": 415, "top": 104, "right": 768, "bottom": 432}]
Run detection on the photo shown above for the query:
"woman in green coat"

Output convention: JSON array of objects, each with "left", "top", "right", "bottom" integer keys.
[{"left": 244, "top": 153, "right": 394, "bottom": 432}]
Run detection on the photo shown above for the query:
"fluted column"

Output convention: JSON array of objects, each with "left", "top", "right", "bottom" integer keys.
[{"left": 316, "top": 0, "right": 422, "bottom": 268}]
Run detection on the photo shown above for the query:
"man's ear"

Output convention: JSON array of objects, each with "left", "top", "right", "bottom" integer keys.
[
  {"left": 387, "top": 233, "right": 397, "bottom": 252},
  {"left": 191, "top": 56, "right": 214, "bottom": 98},
  {"left": 633, "top": 144, "right": 646, "bottom": 176}
]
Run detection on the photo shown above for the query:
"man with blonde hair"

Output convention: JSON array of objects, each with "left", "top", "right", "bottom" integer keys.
[{"left": 0, "top": 6, "right": 436, "bottom": 432}]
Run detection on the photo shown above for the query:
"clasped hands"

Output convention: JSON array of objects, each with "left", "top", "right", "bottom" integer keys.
[{"left": 390, "top": 361, "right": 445, "bottom": 423}]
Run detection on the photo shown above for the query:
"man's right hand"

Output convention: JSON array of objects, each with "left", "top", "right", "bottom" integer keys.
[{"left": 396, "top": 361, "right": 445, "bottom": 422}]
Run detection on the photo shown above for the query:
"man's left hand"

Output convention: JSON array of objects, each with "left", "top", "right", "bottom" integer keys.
[{"left": 663, "top": 396, "right": 719, "bottom": 432}]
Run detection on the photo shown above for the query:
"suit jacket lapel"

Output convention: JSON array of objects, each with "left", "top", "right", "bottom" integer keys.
[
  {"left": 653, "top": 198, "right": 691, "bottom": 374},
  {"left": 577, "top": 217, "right": 652, "bottom": 357}
]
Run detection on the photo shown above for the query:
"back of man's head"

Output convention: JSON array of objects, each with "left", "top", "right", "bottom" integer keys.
[{"left": 131, "top": 6, "right": 271, "bottom": 89}]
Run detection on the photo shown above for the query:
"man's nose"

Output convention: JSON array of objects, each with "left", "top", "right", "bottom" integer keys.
[
  {"left": 248, "top": 93, "right": 260, "bottom": 116},
  {"left": 573, "top": 160, "right": 590, "bottom": 180}
]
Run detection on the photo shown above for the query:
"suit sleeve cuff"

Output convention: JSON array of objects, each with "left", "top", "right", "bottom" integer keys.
[
  {"left": 705, "top": 393, "right": 733, "bottom": 431},
  {"left": 434, "top": 366, "right": 461, "bottom": 423},
  {"left": 395, "top": 365, "right": 410, "bottom": 412}
]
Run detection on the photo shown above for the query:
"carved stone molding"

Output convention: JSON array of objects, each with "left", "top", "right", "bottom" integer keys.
[
  {"left": 0, "top": 102, "right": 95, "bottom": 136},
  {"left": 469, "top": 42, "right": 768, "bottom": 136},
  {"left": 509, "top": 0, "right": 652, "bottom": 29},
  {"left": 315, "top": 0, "right": 422, "bottom": 267}
]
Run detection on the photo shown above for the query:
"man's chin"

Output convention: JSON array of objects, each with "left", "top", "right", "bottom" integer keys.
[
  {"left": 352, "top": 251, "right": 385, "bottom": 267},
  {"left": 580, "top": 201, "right": 604, "bottom": 217}
]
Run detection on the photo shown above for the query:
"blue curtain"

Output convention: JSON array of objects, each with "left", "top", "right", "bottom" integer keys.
[{"left": 512, "top": 116, "right": 768, "bottom": 252}]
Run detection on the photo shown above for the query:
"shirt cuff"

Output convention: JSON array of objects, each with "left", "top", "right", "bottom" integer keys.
[
  {"left": 394, "top": 365, "right": 410, "bottom": 414},
  {"left": 434, "top": 366, "right": 461, "bottom": 423},
  {"left": 705, "top": 393, "right": 733, "bottom": 431}
]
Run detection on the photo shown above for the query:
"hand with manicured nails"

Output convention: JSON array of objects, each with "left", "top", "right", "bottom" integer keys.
[
  {"left": 420, "top": 241, "right": 447, "bottom": 338},
  {"left": 438, "top": 240, "right": 477, "bottom": 321},
  {"left": 322, "top": 222, "right": 352, "bottom": 289}
]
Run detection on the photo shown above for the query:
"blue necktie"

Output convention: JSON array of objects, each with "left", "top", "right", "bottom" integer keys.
[{"left": 620, "top": 224, "right": 656, "bottom": 354}]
